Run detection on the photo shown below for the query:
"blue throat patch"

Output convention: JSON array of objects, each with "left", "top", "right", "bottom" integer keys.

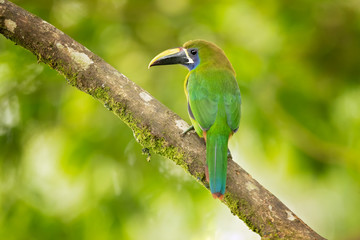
[{"left": 184, "top": 54, "right": 200, "bottom": 71}]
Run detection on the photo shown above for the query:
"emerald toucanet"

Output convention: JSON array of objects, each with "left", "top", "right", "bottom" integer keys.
[{"left": 148, "top": 40, "right": 241, "bottom": 200}]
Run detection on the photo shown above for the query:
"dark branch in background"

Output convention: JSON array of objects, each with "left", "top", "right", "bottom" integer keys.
[{"left": 0, "top": 1, "right": 325, "bottom": 239}]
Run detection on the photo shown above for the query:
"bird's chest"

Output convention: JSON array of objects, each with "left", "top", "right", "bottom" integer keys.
[{"left": 185, "top": 72, "right": 221, "bottom": 100}]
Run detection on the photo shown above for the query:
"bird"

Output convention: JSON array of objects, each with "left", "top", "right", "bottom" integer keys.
[{"left": 148, "top": 40, "right": 241, "bottom": 200}]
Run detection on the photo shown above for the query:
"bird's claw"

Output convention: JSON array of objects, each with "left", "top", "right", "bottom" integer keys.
[{"left": 181, "top": 125, "right": 194, "bottom": 136}]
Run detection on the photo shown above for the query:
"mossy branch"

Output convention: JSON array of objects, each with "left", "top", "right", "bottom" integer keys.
[{"left": 0, "top": 1, "right": 326, "bottom": 239}]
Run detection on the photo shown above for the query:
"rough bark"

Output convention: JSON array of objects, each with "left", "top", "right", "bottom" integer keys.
[{"left": 0, "top": 1, "right": 326, "bottom": 239}]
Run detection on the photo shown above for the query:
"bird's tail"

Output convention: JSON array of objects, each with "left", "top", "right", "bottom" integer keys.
[{"left": 206, "top": 133, "right": 229, "bottom": 200}]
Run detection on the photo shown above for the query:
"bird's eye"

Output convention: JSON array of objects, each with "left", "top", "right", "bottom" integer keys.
[{"left": 190, "top": 49, "right": 197, "bottom": 55}]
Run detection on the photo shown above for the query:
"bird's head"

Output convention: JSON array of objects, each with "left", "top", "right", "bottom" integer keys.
[
  {"left": 148, "top": 39, "right": 235, "bottom": 73},
  {"left": 148, "top": 44, "right": 200, "bottom": 71}
]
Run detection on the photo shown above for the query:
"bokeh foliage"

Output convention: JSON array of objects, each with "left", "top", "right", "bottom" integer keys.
[{"left": 1, "top": 0, "right": 360, "bottom": 239}]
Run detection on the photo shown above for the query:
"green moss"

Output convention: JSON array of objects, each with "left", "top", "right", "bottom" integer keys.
[
  {"left": 89, "top": 86, "right": 111, "bottom": 101},
  {"left": 141, "top": 148, "right": 151, "bottom": 162},
  {"left": 262, "top": 232, "right": 283, "bottom": 240},
  {"left": 224, "top": 193, "right": 260, "bottom": 235},
  {"left": 260, "top": 219, "right": 284, "bottom": 239},
  {"left": 194, "top": 171, "right": 206, "bottom": 182},
  {"left": 87, "top": 86, "right": 189, "bottom": 172},
  {"left": 36, "top": 51, "right": 79, "bottom": 87}
]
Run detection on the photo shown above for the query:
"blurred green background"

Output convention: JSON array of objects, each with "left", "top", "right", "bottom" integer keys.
[{"left": 1, "top": 0, "right": 360, "bottom": 239}]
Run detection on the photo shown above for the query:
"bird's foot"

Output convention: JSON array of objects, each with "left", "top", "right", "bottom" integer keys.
[{"left": 181, "top": 125, "right": 194, "bottom": 136}]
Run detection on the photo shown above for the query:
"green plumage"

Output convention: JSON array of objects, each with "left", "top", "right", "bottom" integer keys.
[
  {"left": 184, "top": 40, "right": 241, "bottom": 198},
  {"left": 149, "top": 39, "right": 241, "bottom": 199}
]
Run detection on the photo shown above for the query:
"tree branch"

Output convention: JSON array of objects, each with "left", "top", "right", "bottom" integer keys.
[{"left": 0, "top": 1, "right": 326, "bottom": 239}]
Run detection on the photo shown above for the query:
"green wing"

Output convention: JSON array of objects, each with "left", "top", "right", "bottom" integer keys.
[
  {"left": 187, "top": 69, "right": 241, "bottom": 132},
  {"left": 223, "top": 74, "right": 241, "bottom": 132}
]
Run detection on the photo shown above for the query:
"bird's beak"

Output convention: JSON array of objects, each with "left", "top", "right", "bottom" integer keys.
[{"left": 148, "top": 47, "right": 192, "bottom": 69}]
